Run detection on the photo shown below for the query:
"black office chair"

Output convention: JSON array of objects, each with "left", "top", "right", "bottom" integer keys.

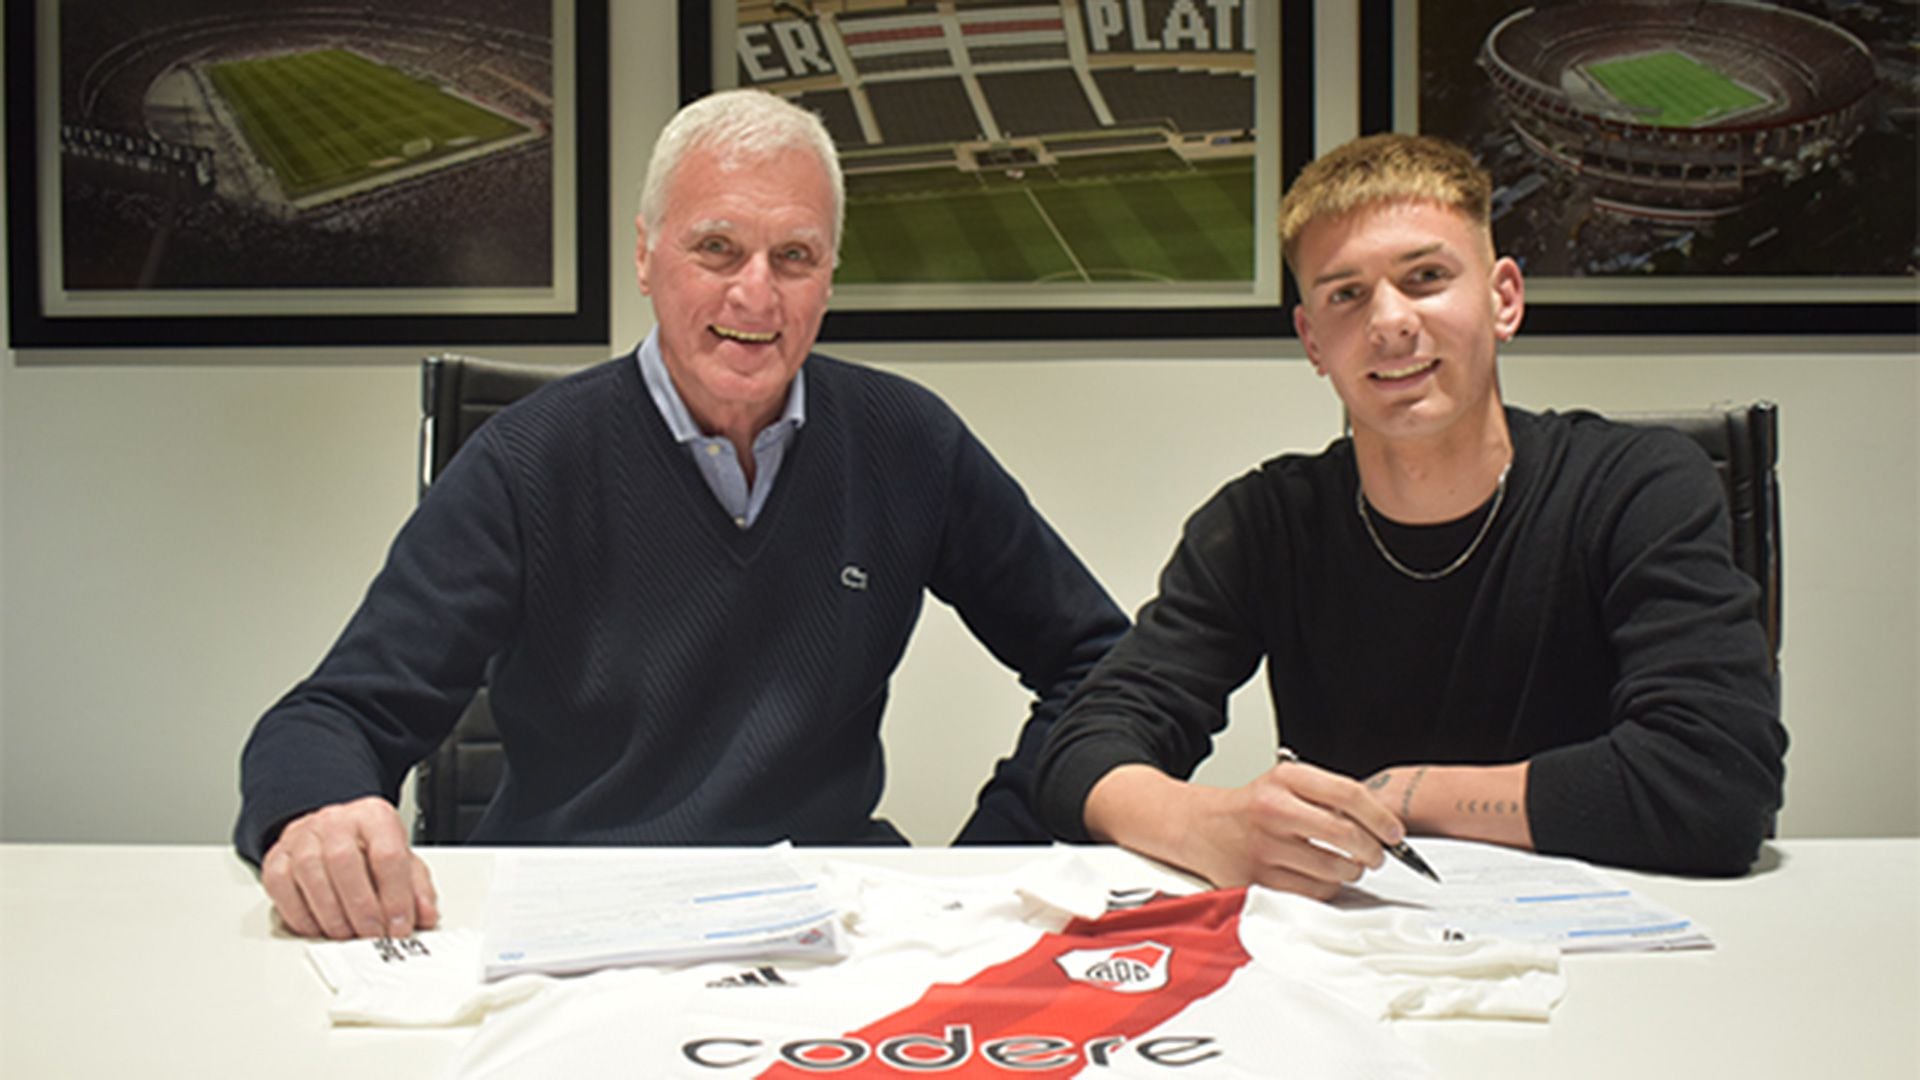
[
  {"left": 412, "top": 354, "right": 574, "bottom": 844},
  {"left": 1613, "top": 402, "right": 1782, "bottom": 670}
]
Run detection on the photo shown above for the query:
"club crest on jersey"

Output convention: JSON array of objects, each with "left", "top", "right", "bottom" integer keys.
[{"left": 1055, "top": 941, "right": 1170, "bottom": 993}]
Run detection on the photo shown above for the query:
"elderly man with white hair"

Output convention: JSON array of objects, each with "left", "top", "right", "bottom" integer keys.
[{"left": 235, "top": 89, "right": 1127, "bottom": 940}]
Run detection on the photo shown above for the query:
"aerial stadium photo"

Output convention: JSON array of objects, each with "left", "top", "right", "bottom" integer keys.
[
  {"left": 55, "top": 0, "right": 559, "bottom": 292},
  {"left": 1411, "top": 0, "right": 1918, "bottom": 283},
  {"left": 729, "top": 0, "right": 1272, "bottom": 301}
]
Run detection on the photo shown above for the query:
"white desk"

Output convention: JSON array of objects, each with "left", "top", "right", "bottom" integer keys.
[{"left": 2, "top": 841, "right": 1914, "bottom": 1078}]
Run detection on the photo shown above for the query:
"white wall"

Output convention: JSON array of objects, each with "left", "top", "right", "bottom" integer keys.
[{"left": 2, "top": 3, "right": 1915, "bottom": 847}]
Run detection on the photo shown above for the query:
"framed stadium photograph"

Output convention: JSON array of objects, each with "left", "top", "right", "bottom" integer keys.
[
  {"left": 5, "top": 0, "right": 610, "bottom": 348},
  {"left": 1365, "top": 0, "right": 1917, "bottom": 335},
  {"left": 680, "top": 0, "right": 1313, "bottom": 341}
]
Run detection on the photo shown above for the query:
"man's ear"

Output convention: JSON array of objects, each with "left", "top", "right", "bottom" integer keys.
[
  {"left": 1294, "top": 304, "right": 1327, "bottom": 376},
  {"left": 634, "top": 214, "right": 652, "bottom": 296},
  {"left": 1490, "top": 256, "right": 1525, "bottom": 343}
]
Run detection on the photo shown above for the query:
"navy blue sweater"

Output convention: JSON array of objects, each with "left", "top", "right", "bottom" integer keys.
[
  {"left": 235, "top": 353, "right": 1126, "bottom": 864},
  {"left": 1038, "top": 408, "right": 1785, "bottom": 875}
]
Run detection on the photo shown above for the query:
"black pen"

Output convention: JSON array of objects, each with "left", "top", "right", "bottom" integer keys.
[{"left": 1276, "top": 747, "right": 1442, "bottom": 883}]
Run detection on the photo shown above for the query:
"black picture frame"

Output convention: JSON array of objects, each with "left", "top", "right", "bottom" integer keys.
[
  {"left": 1359, "top": 0, "right": 1917, "bottom": 336},
  {"left": 678, "top": 0, "right": 1313, "bottom": 342},
  {"left": 5, "top": 1, "right": 610, "bottom": 349}
]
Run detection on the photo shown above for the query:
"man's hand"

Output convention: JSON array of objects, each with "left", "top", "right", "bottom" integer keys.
[
  {"left": 259, "top": 796, "right": 439, "bottom": 940},
  {"left": 1083, "top": 762, "right": 1405, "bottom": 899}
]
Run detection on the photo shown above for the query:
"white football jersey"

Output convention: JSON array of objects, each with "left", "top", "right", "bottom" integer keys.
[{"left": 443, "top": 860, "right": 1560, "bottom": 1078}]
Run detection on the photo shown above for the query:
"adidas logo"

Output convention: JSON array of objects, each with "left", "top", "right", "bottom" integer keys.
[{"left": 706, "top": 965, "right": 791, "bottom": 989}]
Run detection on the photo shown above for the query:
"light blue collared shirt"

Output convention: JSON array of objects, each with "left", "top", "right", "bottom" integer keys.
[{"left": 636, "top": 328, "right": 806, "bottom": 530}]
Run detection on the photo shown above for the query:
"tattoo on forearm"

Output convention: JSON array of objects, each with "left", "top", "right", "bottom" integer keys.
[
  {"left": 1366, "top": 772, "right": 1392, "bottom": 791},
  {"left": 1456, "top": 799, "right": 1518, "bottom": 815},
  {"left": 1400, "top": 766, "right": 1429, "bottom": 820}
]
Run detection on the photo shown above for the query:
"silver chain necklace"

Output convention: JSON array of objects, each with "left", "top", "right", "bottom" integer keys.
[{"left": 1356, "top": 463, "right": 1512, "bottom": 582}]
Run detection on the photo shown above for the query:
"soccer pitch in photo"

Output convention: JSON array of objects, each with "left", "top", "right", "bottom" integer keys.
[
  {"left": 1581, "top": 50, "right": 1769, "bottom": 128},
  {"left": 208, "top": 49, "right": 530, "bottom": 200},
  {"left": 836, "top": 157, "right": 1254, "bottom": 285}
]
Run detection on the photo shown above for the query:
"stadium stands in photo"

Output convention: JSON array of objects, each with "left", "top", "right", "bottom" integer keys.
[
  {"left": 794, "top": 89, "right": 866, "bottom": 148},
  {"left": 57, "top": 0, "right": 556, "bottom": 290},
  {"left": 865, "top": 79, "right": 984, "bottom": 146},
  {"left": 1093, "top": 69, "right": 1254, "bottom": 133},
  {"left": 733, "top": 0, "right": 1263, "bottom": 287},
  {"left": 977, "top": 71, "right": 1100, "bottom": 138},
  {"left": 1478, "top": 0, "right": 1877, "bottom": 217}
]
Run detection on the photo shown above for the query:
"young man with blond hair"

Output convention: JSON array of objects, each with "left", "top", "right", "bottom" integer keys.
[{"left": 1037, "top": 133, "right": 1784, "bottom": 896}]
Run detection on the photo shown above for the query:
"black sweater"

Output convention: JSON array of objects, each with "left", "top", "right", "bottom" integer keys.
[
  {"left": 1038, "top": 407, "right": 1784, "bottom": 875},
  {"left": 235, "top": 352, "right": 1126, "bottom": 864}
]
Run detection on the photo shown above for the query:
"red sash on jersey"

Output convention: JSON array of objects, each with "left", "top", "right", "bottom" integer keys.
[{"left": 755, "top": 889, "right": 1252, "bottom": 1076}]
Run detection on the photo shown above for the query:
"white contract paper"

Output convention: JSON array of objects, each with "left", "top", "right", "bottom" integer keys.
[
  {"left": 1338, "top": 838, "right": 1713, "bottom": 952},
  {"left": 480, "top": 847, "right": 842, "bottom": 980}
]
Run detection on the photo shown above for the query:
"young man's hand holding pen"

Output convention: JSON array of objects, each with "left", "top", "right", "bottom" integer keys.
[
  {"left": 1277, "top": 747, "right": 1440, "bottom": 882},
  {"left": 1080, "top": 750, "right": 1433, "bottom": 900}
]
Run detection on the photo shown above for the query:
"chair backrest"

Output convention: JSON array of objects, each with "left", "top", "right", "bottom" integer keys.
[
  {"left": 1612, "top": 402, "right": 1782, "bottom": 669},
  {"left": 412, "top": 354, "right": 571, "bottom": 845}
]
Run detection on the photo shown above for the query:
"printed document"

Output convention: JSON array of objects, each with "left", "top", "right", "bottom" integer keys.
[
  {"left": 1339, "top": 838, "right": 1712, "bottom": 952},
  {"left": 480, "top": 847, "right": 841, "bottom": 980}
]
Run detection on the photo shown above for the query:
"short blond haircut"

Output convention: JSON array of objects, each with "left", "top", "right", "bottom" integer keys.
[{"left": 1279, "top": 133, "right": 1492, "bottom": 269}]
